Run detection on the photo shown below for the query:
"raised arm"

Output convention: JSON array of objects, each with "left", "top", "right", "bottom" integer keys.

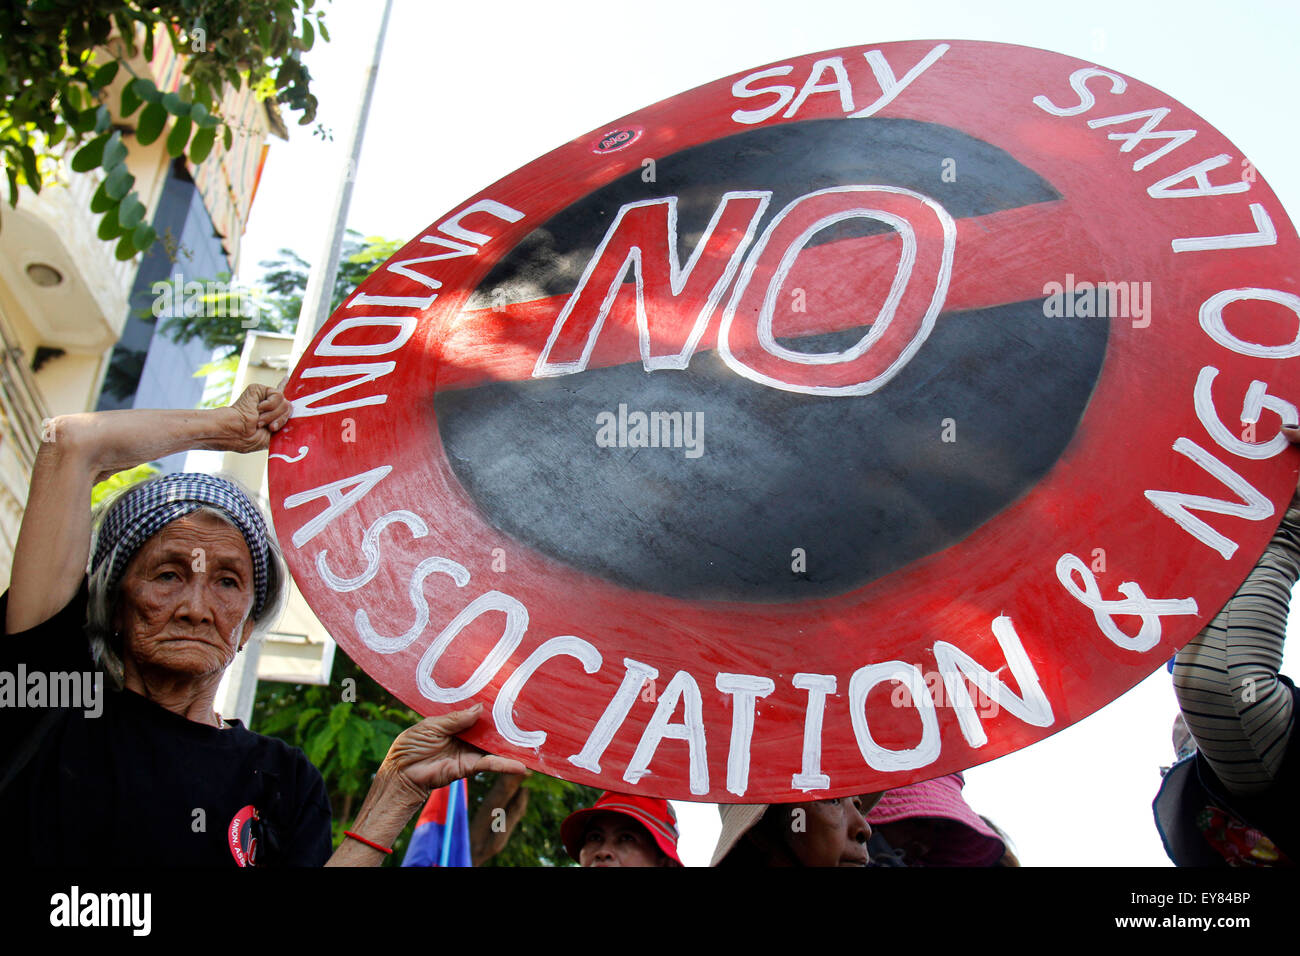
[
  {"left": 1171, "top": 426, "right": 1300, "bottom": 796},
  {"left": 5, "top": 385, "right": 291, "bottom": 635}
]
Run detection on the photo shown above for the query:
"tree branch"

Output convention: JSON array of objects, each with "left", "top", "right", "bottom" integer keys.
[{"left": 468, "top": 773, "right": 529, "bottom": 866}]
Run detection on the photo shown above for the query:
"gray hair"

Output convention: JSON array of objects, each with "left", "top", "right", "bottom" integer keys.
[{"left": 85, "top": 473, "right": 289, "bottom": 688}]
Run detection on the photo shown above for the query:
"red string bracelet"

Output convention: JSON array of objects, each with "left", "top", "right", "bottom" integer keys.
[{"left": 343, "top": 830, "right": 393, "bottom": 854}]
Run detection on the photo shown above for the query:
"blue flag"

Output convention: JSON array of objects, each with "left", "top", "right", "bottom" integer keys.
[{"left": 402, "top": 778, "right": 472, "bottom": 867}]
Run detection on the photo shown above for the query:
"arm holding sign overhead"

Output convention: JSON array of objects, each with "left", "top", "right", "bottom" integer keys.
[
  {"left": 1159, "top": 427, "right": 1300, "bottom": 866},
  {"left": 1171, "top": 426, "right": 1300, "bottom": 797},
  {"left": 5, "top": 384, "right": 291, "bottom": 636}
]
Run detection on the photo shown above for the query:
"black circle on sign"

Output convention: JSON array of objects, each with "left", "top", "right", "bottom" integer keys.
[{"left": 435, "top": 118, "right": 1107, "bottom": 602}]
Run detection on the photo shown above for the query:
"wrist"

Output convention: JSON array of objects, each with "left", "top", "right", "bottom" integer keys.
[
  {"left": 199, "top": 406, "right": 244, "bottom": 450},
  {"left": 339, "top": 768, "right": 429, "bottom": 858},
  {"left": 375, "top": 762, "right": 433, "bottom": 811}
]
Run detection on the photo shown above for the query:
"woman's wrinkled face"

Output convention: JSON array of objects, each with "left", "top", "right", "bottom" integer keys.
[
  {"left": 780, "top": 793, "right": 880, "bottom": 867},
  {"left": 114, "top": 512, "right": 255, "bottom": 680}
]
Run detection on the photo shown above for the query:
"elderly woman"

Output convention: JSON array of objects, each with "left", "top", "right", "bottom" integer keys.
[{"left": 0, "top": 384, "right": 521, "bottom": 866}]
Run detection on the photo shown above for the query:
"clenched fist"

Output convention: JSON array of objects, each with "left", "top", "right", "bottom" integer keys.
[{"left": 217, "top": 384, "right": 293, "bottom": 453}]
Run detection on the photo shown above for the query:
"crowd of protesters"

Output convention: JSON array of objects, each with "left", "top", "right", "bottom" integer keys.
[{"left": 1, "top": 385, "right": 1294, "bottom": 867}]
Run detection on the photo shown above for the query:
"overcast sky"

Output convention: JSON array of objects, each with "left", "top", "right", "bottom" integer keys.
[{"left": 236, "top": 0, "right": 1300, "bottom": 866}]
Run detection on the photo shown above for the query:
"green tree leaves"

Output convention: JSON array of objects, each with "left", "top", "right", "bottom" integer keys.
[
  {"left": 90, "top": 60, "right": 119, "bottom": 90},
  {"left": 253, "top": 645, "right": 601, "bottom": 867},
  {"left": 155, "top": 231, "right": 398, "bottom": 361},
  {"left": 102, "top": 130, "right": 127, "bottom": 167},
  {"left": 165, "top": 114, "right": 192, "bottom": 157},
  {"left": 76, "top": 129, "right": 152, "bottom": 258},
  {"left": 71, "top": 133, "right": 109, "bottom": 172},
  {"left": 188, "top": 125, "right": 215, "bottom": 163},
  {"left": 118, "top": 80, "right": 142, "bottom": 117},
  {"left": 90, "top": 462, "right": 160, "bottom": 506},
  {"left": 254, "top": 653, "right": 421, "bottom": 859},
  {"left": 103, "top": 163, "right": 133, "bottom": 200},
  {"left": 1, "top": 1, "right": 328, "bottom": 257},
  {"left": 135, "top": 102, "right": 166, "bottom": 145},
  {"left": 117, "top": 192, "right": 145, "bottom": 229}
]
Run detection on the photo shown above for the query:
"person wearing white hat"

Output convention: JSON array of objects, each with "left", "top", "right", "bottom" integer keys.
[{"left": 710, "top": 794, "right": 881, "bottom": 867}]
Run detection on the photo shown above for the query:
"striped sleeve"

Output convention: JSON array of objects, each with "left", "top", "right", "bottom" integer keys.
[{"left": 1172, "top": 496, "right": 1299, "bottom": 796}]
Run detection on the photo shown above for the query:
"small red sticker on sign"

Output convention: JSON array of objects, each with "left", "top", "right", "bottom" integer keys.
[{"left": 591, "top": 126, "right": 642, "bottom": 154}]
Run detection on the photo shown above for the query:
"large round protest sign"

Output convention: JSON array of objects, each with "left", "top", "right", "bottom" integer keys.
[{"left": 269, "top": 40, "right": 1300, "bottom": 802}]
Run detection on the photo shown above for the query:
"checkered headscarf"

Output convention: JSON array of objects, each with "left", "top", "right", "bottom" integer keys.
[{"left": 91, "top": 473, "right": 271, "bottom": 616}]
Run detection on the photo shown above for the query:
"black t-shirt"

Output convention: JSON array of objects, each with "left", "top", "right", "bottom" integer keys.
[{"left": 0, "top": 584, "right": 332, "bottom": 866}]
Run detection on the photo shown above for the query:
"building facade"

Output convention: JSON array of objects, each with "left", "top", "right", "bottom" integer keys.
[{"left": 0, "top": 27, "right": 282, "bottom": 584}]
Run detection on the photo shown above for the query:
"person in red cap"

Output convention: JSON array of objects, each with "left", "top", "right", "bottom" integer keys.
[{"left": 561, "top": 791, "right": 683, "bottom": 867}]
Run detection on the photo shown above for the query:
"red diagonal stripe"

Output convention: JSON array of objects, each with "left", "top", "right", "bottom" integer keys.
[{"left": 434, "top": 200, "right": 1098, "bottom": 392}]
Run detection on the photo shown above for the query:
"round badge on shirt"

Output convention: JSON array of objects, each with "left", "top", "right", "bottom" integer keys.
[{"left": 228, "top": 804, "right": 261, "bottom": 867}]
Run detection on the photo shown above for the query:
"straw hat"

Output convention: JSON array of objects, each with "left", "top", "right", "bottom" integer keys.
[{"left": 709, "top": 803, "right": 770, "bottom": 866}]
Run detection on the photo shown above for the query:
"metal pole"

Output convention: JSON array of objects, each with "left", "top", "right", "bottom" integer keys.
[
  {"left": 438, "top": 781, "right": 459, "bottom": 867},
  {"left": 224, "top": 3, "right": 394, "bottom": 727},
  {"left": 289, "top": 0, "right": 395, "bottom": 362}
]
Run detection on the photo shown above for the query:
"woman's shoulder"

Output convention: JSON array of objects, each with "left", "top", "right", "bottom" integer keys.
[{"left": 0, "top": 580, "right": 94, "bottom": 675}]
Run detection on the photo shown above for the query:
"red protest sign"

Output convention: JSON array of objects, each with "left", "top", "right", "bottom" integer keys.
[{"left": 269, "top": 40, "right": 1300, "bottom": 802}]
